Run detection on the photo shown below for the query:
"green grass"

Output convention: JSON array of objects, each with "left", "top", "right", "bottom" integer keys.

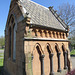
[
  {"left": 0, "top": 48, "right": 4, "bottom": 50},
  {"left": 0, "top": 66, "right": 3, "bottom": 75},
  {"left": 70, "top": 49, "right": 75, "bottom": 55},
  {"left": 0, "top": 59, "right": 4, "bottom": 74},
  {"left": 0, "top": 59, "right": 4, "bottom": 66},
  {"left": 0, "top": 50, "right": 4, "bottom": 74},
  {"left": 0, "top": 53, "right": 4, "bottom": 57}
]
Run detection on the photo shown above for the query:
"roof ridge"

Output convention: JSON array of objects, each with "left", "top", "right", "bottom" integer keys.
[
  {"left": 49, "top": 7, "right": 68, "bottom": 29},
  {"left": 29, "top": 0, "right": 68, "bottom": 30},
  {"left": 18, "top": 0, "right": 67, "bottom": 31}
]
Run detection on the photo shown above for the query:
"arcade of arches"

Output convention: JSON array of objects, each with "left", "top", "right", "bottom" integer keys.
[{"left": 24, "top": 41, "right": 71, "bottom": 75}]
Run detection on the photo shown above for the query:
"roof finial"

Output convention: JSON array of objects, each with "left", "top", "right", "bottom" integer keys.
[{"left": 48, "top": 6, "right": 53, "bottom": 10}]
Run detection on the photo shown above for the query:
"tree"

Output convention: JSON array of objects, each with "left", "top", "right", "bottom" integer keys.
[
  {"left": 0, "top": 36, "right": 5, "bottom": 49},
  {"left": 57, "top": 3, "right": 75, "bottom": 50},
  {"left": 57, "top": 3, "right": 75, "bottom": 37}
]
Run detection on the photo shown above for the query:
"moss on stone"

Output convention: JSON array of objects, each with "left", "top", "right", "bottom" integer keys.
[{"left": 26, "top": 53, "right": 33, "bottom": 75}]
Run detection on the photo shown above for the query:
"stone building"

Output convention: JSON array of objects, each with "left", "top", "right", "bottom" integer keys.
[{"left": 4, "top": 0, "right": 72, "bottom": 75}]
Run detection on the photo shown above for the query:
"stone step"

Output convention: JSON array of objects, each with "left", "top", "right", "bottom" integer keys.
[{"left": 55, "top": 69, "right": 67, "bottom": 75}]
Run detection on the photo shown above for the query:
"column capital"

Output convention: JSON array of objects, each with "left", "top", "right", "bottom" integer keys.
[
  {"left": 58, "top": 52, "right": 61, "bottom": 55},
  {"left": 64, "top": 51, "right": 67, "bottom": 54},
  {"left": 50, "top": 53, "right": 54, "bottom": 57},
  {"left": 41, "top": 55, "right": 45, "bottom": 58}
]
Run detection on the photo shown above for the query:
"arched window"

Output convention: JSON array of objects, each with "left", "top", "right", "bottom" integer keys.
[
  {"left": 13, "top": 23, "right": 16, "bottom": 61},
  {"left": 8, "top": 14, "right": 17, "bottom": 61},
  {"left": 32, "top": 43, "right": 45, "bottom": 75}
]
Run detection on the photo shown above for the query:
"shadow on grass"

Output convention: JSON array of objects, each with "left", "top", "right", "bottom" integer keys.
[
  {"left": 71, "top": 55, "right": 75, "bottom": 57},
  {"left": 0, "top": 66, "right": 4, "bottom": 75}
]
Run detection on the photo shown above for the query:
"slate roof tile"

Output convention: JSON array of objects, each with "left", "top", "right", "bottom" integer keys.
[{"left": 19, "top": 0, "right": 68, "bottom": 31}]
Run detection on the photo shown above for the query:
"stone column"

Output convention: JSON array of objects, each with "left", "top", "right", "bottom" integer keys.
[
  {"left": 41, "top": 55, "right": 45, "bottom": 75},
  {"left": 50, "top": 53, "right": 54, "bottom": 75},
  {"left": 31, "top": 55, "right": 34, "bottom": 74},
  {"left": 57, "top": 52, "right": 61, "bottom": 72},
  {"left": 64, "top": 51, "right": 68, "bottom": 69}
]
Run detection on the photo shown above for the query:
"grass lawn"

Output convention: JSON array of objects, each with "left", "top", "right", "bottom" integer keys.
[
  {"left": 0, "top": 48, "right": 4, "bottom": 50},
  {"left": 0, "top": 59, "right": 4, "bottom": 74},
  {"left": 0, "top": 51, "right": 4, "bottom": 74},
  {"left": 0, "top": 59, "right": 4, "bottom": 66},
  {"left": 0, "top": 66, "right": 3, "bottom": 75},
  {"left": 70, "top": 49, "right": 75, "bottom": 55},
  {"left": 0, "top": 53, "right": 4, "bottom": 57}
]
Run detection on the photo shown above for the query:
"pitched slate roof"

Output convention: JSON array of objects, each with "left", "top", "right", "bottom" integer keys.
[{"left": 18, "top": 0, "right": 68, "bottom": 31}]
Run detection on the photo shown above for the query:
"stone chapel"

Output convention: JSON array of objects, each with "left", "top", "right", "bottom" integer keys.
[{"left": 4, "top": 0, "right": 72, "bottom": 75}]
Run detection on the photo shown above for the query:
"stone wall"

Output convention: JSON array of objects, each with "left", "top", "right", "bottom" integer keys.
[
  {"left": 4, "top": 1, "right": 72, "bottom": 75},
  {"left": 4, "top": 1, "right": 26, "bottom": 75},
  {"left": 24, "top": 40, "right": 71, "bottom": 75}
]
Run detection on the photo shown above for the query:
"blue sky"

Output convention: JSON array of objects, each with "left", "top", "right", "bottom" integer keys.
[{"left": 0, "top": 0, "right": 75, "bottom": 37}]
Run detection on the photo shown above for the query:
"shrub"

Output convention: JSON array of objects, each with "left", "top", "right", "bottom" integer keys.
[{"left": 66, "top": 69, "right": 75, "bottom": 75}]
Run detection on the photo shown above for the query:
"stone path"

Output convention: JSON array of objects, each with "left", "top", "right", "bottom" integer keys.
[
  {"left": 55, "top": 69, "right": 67, "bottom": 75},
  {"left": 71, "top": 57, "right": 75, "bottom": 70},
  {"left": 53, "top": 57, "right": 75, "bottom": 75}
]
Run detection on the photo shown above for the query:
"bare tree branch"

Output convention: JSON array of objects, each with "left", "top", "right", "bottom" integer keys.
[{"left": 57, "top": 3, "right": 75, "bottom": 38}]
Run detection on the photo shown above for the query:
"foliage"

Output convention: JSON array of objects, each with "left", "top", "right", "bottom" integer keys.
[
  {"left": 70, "top": 49, "right": 75, "bottom": 55},
  {"left": 0, "top": 36, "right": 5, "bottom": 49},
  {"left": 0, "top": 51, "right": 4, "bottom": 74},
  {"left": 71, "top": 44, "right": 75, "bottom": 49},
  {"left": 0, "top": 59, "right": 4, "bottom": 66},
  {"left": 69, "top": 36, "right": 75, "bottom": 49}
]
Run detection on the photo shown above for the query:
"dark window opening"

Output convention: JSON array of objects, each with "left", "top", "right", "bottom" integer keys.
[{"left": 9, "top": 27, "right": 11, "bottom": 58}]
